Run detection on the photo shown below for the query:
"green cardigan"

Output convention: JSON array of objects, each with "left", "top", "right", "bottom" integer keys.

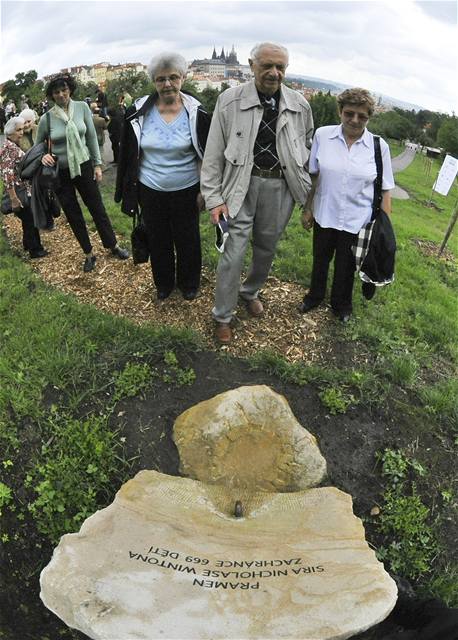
[{"left": 35, "top": 101, "right": 102, "bottom": 169}]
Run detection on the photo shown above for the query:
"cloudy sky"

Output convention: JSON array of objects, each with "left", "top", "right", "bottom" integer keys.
[{"left": 1, "top": 0, "right": 456, "bottom": 113}]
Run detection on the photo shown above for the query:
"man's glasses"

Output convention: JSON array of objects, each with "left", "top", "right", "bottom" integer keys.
[
  {"left": 155, "top": 74, "right": 181, "bottom": 85},
  {"left": 342, "top": 110, "right": 370, "bottom": 122}
]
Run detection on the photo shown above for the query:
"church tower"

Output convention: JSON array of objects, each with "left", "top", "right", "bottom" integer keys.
[{"left": 212, "top": 46, "right": 217, "bottom": 60}]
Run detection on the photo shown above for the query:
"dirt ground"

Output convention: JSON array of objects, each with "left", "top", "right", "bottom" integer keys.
[{"left": 1, "top": 213, "right": 457, "bottom": 639}]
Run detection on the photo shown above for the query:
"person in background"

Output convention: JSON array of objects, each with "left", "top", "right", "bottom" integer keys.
[
  {"left": 18, "top": 108, "right": 38, "bottom": 152},
  {"left": 107, "top": 106, "right": 123, "bottom": 164},
  {"left": 90, "top": 102, "right": 109, "bottom": 164},
  {"left": 299, "top": 88, "right": 394, "bottom": 322},
  {"left": 36, "top": 74, "right": 129, "bottom": 272},
  {"left": 96, "top": 88, "right": 108, "bottom": 119},
  {"left": 0, "top": 105, "right": 6, "bottom": 133},
  {"left": 115, "top": 52, "right": 210, "bottom": 300},
  {"left": 0, "top": 116, "right": 47, "bottom": 258},
  {"left": 200, "top": 42, "right": 313, "bottom": 344},
  {"left": 5, "top": 100, "right": 16, "bottom": 121}
]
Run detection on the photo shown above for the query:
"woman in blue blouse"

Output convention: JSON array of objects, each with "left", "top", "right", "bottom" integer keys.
[{"left": 116, "top": 53, "right": 210, "bottom": 301}]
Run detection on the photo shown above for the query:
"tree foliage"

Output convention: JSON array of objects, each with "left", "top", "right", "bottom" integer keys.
[
  {"left": 437, "top": 118, "right": 458, "bottom": 158},
  {"left": 368, "top": 111, "right": 415, "bottom": 141},
  {"left": 2, "top": 70, "right": 41, "bottom": 106},
  {"left": 309, "top": 91, "right": 339, "bottom": 129},
  {"left": 105, "top": 71, "right": 152, "bottom": 107}
]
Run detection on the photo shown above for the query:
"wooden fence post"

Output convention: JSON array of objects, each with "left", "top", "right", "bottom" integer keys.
[{"left": 438, "top": 202, "right": 458, "bottom": 256}]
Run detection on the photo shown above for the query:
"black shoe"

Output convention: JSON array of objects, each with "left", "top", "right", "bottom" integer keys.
[
  {"left": 157, "top": 290, "right": 172, "bottom": 300},
  {"left": 111, "top": 246, "right": 129, "bottom": 260},
  {"left": 29, "top": 248, "right": 48, "bottom": 259},
  {"left": 298, "top": 297, "right": 321, "bottom": 313},
  {"left": 182, "top": 289, "right": 198, "bottom": 300},
  {"left": 362, "top": 281, "right": 376, "bottom": 300},
  {"left": 83, "top": 255, "right": 97, "bottom": 272}
]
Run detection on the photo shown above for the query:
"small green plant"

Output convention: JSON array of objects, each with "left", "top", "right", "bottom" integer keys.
[
  {"left": 113, "top": 362, "right": 153, "bottom": 401},
  {"left": 377, "top": 448, "right": 426, "bottom": 485},
  {"left": 376, "top": 486, "right": 438, "bottom": 578},
  {"left": 25, "top": 412, "right": 128, "bottom": 542},
  {"left": 0, "top": 482, "right": 13, "bottom": 515},
  {"left": 162, "top": 350, "right": 196, "bottom": 386},
  {"left": 318, "top": 386, "right": 354, "bottom": 414}
]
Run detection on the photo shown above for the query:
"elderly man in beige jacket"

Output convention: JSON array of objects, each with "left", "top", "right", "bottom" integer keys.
[{"left": 200, "top": 42, "right": 313, "bottom": 344}]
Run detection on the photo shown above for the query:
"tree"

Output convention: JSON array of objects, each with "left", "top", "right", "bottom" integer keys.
[
  {"left": 105, "top": 71, "right": 152, "bottom": 107},
  {"left": 437, "top": 118, "right": 458, "bottom": 157},
  {"left": 198, "top": 87, "right": 220, "bottom": 114},
  {"left": 368, "top": 111, "right": 414, "bottom": 141},
  {"left": 1, "top": 70, "right": 42, "bottom": 107},
  {"left": 309, "top": 92, "right": 339, "bottom": 129}
]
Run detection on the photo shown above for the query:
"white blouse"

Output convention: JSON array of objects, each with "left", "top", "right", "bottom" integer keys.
[{"left": 309, "top": 124, "right": 395, "bottom": 233}]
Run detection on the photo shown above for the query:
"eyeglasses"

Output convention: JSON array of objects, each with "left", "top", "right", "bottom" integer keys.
[
  {"left": 155, "top": 74, "right": 181, "bottom": 85},
  {"left": 342, "top": 110, "right": 370, "bottom": 122}
]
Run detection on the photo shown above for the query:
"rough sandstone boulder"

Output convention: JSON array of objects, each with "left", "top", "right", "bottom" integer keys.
[{"left": 173, "top": 385, "right": 327, "bottom": 492}]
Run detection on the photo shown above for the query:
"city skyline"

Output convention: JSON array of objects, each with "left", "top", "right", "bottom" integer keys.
[{"left": 1, "top": 1, "right": 456, "bottom": 114}]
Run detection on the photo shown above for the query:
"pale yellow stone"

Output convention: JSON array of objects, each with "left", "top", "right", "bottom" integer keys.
[
  {"left": 40, "top": 470, "right": 397, "bottom": 640},
  {"left": 173, "top": 385, "right": 327, "bottom": 491}
]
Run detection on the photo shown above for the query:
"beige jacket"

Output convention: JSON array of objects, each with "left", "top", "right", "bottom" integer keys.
[{"left": 200, "top": 80, "right": 314, "bottom": 218}]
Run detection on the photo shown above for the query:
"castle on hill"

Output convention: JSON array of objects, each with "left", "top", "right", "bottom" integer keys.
[{"left": 189, "top": 46, "right": 251, "bottom": 79}]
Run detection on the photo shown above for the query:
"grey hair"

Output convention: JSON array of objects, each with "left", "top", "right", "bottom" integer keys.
[
  {"left": 4, "top": 116, "right": 25, "bottom": 137},
  {"left": 249, "top": 42, "right": 289, "bottom": 64},
  {"left": 19, "top": 108, "right": 36, "bottom": 122},
  {"left": 147, "top": 52, "right": 187, "bottom": 80}
]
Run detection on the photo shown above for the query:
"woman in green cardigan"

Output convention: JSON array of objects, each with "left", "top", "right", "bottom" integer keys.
[{"left": 37, "top": 74, "right": 129, "bottom": 272}]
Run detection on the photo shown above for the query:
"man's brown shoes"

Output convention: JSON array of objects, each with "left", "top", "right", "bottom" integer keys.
[
  {"left": 245, "top": 298, "right": 264, "bottom": 317},
  {"left": 215, "top": 322, "right": 232, "bottom": 344}
]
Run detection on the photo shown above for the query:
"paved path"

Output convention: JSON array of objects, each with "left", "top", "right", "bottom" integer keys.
[{"left": 391, "top": 148, "right": 417, "bottom": 200}]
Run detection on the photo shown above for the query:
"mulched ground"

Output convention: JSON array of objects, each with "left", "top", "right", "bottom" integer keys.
[
  {"left": 2, "top": 212, "right": 457, "bottom": 640},
  {"left": 2, "top": 213, "right": 333, "bottom": 363}
]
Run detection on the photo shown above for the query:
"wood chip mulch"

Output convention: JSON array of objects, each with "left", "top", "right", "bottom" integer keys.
[
  {"left": 411, "top": 238, "right": 457, "bottom": 263},
  {"left": 2, "top": 214, "right": 335, "bottom": 363}
]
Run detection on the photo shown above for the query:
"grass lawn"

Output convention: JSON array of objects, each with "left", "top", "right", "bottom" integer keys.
[{"left": 0, "top": 146, "right": 457, "bottom": 637}]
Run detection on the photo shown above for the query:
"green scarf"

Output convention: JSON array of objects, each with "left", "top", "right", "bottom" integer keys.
[{"left": 51, "top": 101, "right": 90, "bottom": 178}]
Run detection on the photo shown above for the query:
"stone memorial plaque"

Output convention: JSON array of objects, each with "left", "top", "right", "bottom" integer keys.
[
  {"left": 41, "top": 470, "right": 397, "bottom": 640},
  {"left": 174, "top": 385, "right": 327, "bottom": 491}
]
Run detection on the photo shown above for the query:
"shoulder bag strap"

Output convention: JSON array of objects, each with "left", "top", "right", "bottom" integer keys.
[
  {"left": 372, "top": 135, "right": 383, "bottom": 220},
  {"left": 46, "top": 110, "right": 52, "bottom": 155}
]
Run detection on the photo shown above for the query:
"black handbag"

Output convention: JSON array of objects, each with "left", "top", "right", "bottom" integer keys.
[
  {"left": 1, "top": 184, "right": 30, "bottom": 214},
  {"left": 38, "top": 111, "right": 60, "bottom": 190},
  {"left": 131, "top": 211, "right": 150, "bottom": 265},
  {"left": 352, "top": 136, "right": 396, "bottom": 287}
]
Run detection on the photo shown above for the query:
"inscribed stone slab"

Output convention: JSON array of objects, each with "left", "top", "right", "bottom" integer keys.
[
  {"left": 173, "top": 385, "right": 327, "bottom": 491},
  {"left": 40, "top": 470, "right": 397, "bottom": 640}
]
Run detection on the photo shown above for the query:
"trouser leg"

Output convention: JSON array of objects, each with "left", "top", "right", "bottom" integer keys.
[
  {"left": 139, "top": 183, "right": 175, "bottom": 293},
  {"left": 330, "top": 229, "right": 357, "bottom": 313},
  {"left": 240, "top": 176, "right": 294, "bottom": 301},
  {"left": 170, "top": 183, "right": 201, "bottom": 292},
  {"left": 306, "top": 222, "right": 336, "bottom": 303},
  {"left": 55, "top": 169, "right": 92, "bottom": 254},
  {"left": 73, "top": 161, "right": 117, "bottom": 249},
  {"left": 17, "top": 204, "right": 43, "bottom": 252},
  {"left": 212, "top": 182, "right": 260, "bottom": 324}
]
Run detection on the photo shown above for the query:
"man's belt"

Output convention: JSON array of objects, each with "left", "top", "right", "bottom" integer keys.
[{"left": 251, "top": 166, "right": 284, "bottom": 179}]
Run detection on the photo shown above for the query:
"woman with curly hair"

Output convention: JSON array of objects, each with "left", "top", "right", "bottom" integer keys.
[{"left": 36, "top": 74, "right": 129, "bottom": 272}]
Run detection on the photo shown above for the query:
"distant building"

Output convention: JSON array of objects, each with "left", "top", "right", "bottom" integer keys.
[
  {"left": 44, "top": 61, "right": 148, "bottom": 89},
  {"left": 189, "top": 46, "right": 251, "bottom": 80}
]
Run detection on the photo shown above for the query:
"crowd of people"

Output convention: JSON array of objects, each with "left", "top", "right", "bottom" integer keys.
[{"left": 1, "top": 41, "right": 395, "bottom": 343}]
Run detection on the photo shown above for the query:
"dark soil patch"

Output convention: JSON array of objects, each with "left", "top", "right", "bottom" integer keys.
[{"left": 1, "top": 345, "right": 457, "bottom": 640}]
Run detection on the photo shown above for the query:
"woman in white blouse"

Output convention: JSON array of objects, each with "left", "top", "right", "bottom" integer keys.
[{"left": 299, "top": 88, "right": 395, "bottom": 322}]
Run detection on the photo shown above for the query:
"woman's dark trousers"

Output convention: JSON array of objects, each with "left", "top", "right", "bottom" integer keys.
[
  {"left": 55, "top": 160, "right": 116, "bottom": 254},
  {"left": 16, "top": 203, "right": 43, "bottom": 253},
  {"left": 307, "top": 221, "right": 357, "bottom": 314},
  {"left": 138, "top": 182, "right": 201, "bottom": 295}
]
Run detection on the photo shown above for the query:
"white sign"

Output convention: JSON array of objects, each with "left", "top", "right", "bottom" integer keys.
[{"left": 434, "top": 154, "right": 458, "bottom": 196}]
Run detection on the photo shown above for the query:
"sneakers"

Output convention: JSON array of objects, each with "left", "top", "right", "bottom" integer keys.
[
  {"left": 29, "top": 248, "right": 49, "bottom": 259},
  {"left": 182, "top": 289, "right": 198, "bottom": 301},
  {"left": 157, "top": 289, "right": 172, "bottom": 300},
  {"left": 298, "top": 297, "right": 321, "bottom": 313},
  {"left": 83, "top": 255, "right": 97, "bottom": 272},
  {"left": 215, "top": 322, "right": 232, "bottom": 344},
  {"left": 111, "top": 246, "right": 129, "bottom": 260},
  {"left": 244, "top": 298, "right": 264, "bottom": 317}
]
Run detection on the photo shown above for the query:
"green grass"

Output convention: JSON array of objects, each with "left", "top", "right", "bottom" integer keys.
[{"left": 1, "top": 145, "right": 457, "bottom": 609}]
